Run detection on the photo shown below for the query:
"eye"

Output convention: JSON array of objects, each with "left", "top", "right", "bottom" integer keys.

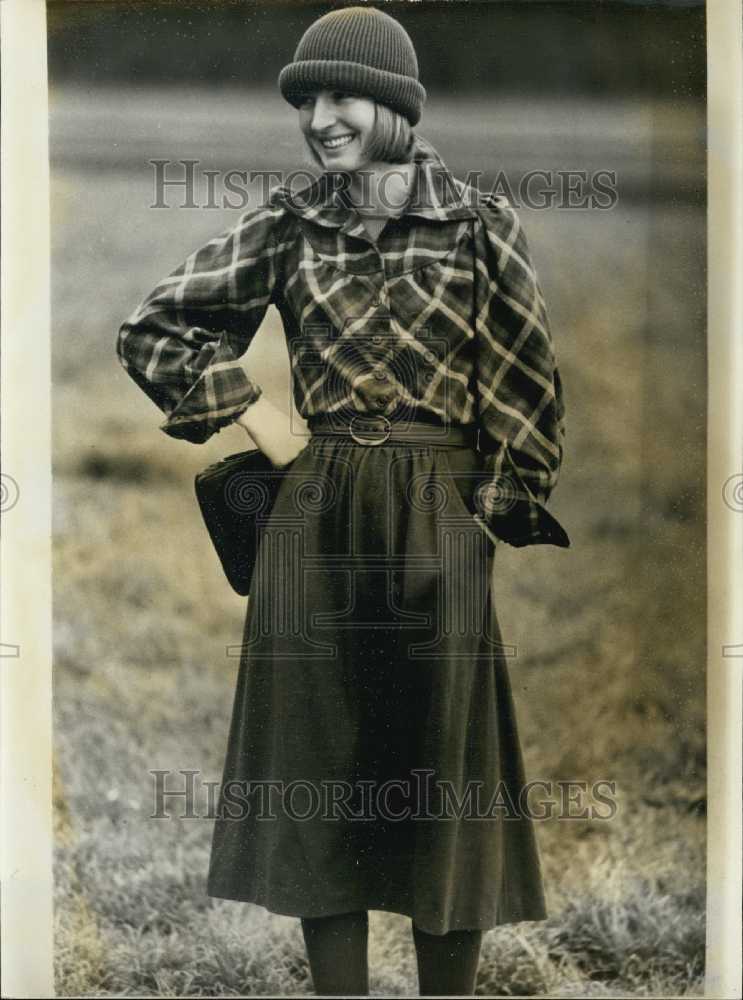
[
  {"left": 332, "top": 91, "right": 354, "bottom": 102},
  {"left": 298, "top": 94, "right": 316, "bottom": 110}
]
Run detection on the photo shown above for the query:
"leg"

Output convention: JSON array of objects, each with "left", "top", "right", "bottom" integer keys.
[
  {"left": 300, "top": 910, "right": 369, "bottom": 996},
  {"left": 412, "top": 921, "right": 483, "bottom": 997}
]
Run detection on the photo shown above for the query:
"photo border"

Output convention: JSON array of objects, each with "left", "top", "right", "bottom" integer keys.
[{"left": 1, "top": 0, "right": 740, "bottom": 996}]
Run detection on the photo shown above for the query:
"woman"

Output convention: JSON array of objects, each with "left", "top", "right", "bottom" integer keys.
[{"left": 117, "top": 6, "right": 569, "bottom": 995}]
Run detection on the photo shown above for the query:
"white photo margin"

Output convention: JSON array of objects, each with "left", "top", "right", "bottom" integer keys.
[{"left": 0, "top": 1, "right": 741, "bottom": 997}]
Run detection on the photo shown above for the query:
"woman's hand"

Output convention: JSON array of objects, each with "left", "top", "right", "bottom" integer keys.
[{"left": 235, "top": 396, "right": 310, "bottom": 469}]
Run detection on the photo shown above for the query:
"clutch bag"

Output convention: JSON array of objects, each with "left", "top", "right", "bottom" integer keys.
[{"left": 194, "top": 449, "right": 290, "bottom": 596}]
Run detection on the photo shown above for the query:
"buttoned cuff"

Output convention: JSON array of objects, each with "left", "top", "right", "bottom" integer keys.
[
  {"left": 161, "top": 382, "right": 262, "bottom": 444},
  {"left": 475, "top": 443, "right": 570, "bottom": 549},
  {"left": 159, "top": 331, "right": 264, "bottom": 444}
]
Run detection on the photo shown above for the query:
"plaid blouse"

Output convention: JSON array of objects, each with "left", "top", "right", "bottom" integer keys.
[{"left": 117, "top": 138, "right": 569, "bottom": 548}]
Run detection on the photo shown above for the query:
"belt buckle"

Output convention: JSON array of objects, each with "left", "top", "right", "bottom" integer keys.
[{"left": 349, "top": 414, "right": 391, "bottom": 446}]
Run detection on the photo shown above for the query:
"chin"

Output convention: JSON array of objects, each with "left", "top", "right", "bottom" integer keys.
[
  {"left": 333, "top": 154, "right": 363, "bottom": 173},
  {"left": 316, "top": 142, "right": 366, "bottom": 174}
]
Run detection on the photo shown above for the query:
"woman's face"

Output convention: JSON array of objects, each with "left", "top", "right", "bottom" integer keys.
[{"left": 298, "top": 90, "right": 376, "bottom": 172}]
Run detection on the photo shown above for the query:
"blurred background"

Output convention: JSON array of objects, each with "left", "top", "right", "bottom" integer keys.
[{"left": 49, "top": 1, "right": 707, "bottom": 996}]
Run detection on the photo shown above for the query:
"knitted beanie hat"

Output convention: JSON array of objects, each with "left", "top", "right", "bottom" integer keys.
[{"left": 278, "top": 5, "right": 426, "bottom": 126}]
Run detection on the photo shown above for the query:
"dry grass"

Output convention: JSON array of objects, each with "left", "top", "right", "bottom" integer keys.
[{"left": 52, "top": 89, "right": 705, "bottom": 997}]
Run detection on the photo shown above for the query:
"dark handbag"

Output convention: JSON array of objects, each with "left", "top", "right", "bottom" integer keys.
[{"left": 194, "top": 449, "right": 291, "bottom": 596}]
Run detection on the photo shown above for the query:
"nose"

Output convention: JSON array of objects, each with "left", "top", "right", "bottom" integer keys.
[{"left": 310, "top": 94, "right": 337, "bottom": 133}]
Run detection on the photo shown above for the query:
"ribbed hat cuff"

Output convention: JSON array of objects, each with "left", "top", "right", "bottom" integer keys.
[{"left": 278, "top": 60, "right": 426, "bottom": 126}]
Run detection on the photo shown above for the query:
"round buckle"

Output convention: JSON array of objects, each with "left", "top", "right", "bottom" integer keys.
[{"left": 349, "top": 414, "right": 391, "bottom": 446}]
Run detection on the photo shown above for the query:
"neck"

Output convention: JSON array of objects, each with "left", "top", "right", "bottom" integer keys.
[{"left": 347, "top": 161, "right": 415, "bottom": 218}]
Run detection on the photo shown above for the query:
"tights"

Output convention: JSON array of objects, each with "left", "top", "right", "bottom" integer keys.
[
  {"left": 411, "top": 922, "right": 483, "bottom": 997},
  {"left": 300, "top": 911, "right": 482, "bottom": 996},
  {"left": 300, "top": 911, "right": 369, "bottom": 996}
]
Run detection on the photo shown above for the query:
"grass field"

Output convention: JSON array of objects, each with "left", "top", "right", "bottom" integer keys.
[{"left": 51, "top": 87, "right": 706, "bottom": 997}]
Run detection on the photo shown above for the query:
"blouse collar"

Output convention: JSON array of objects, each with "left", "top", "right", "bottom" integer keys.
[{"left": 271, "top": 135, "right": 478, "bottom": 231}]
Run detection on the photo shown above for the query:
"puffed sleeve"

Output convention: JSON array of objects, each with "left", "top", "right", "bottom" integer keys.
[
  {"left": 116, "top": 202, "right": 287, "bottom": 444},
  {"left": 472, "top": 196, "right": 570, "bottom": 548}
]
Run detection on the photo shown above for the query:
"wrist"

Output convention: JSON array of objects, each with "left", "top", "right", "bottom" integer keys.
[{"left": 235, "top": 394, "right": 272, "bottom": 435}]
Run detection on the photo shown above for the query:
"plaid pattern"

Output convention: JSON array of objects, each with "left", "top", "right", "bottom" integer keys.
[{"left": 117, "top": 137, "right": 568, "bottom": 547}]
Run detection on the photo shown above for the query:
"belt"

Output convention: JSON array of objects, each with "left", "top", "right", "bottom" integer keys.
[{"left": 307, "top": 413, "right": 478, "bottom": 449}]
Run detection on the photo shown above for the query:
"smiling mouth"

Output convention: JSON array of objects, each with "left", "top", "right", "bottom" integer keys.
[{"left": 319, "top": 133, "right": 355, "bottom": 150}]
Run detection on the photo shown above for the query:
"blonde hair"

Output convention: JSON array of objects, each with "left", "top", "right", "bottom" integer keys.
[
  {"left": 302, "top": 100, "right": 415, "bottom": 169},
  {"left": 363, "top": 104, "right": 415, "bottom": 164}
]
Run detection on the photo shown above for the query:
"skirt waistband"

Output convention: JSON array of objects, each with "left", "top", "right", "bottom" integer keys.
[{"left": 307, "top": 413, "right": 478, "bottom": 449}]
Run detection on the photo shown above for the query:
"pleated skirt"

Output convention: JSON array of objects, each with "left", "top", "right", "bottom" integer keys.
[{"left": 206, "top": 435, "right": 547, "bottom": 934}]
